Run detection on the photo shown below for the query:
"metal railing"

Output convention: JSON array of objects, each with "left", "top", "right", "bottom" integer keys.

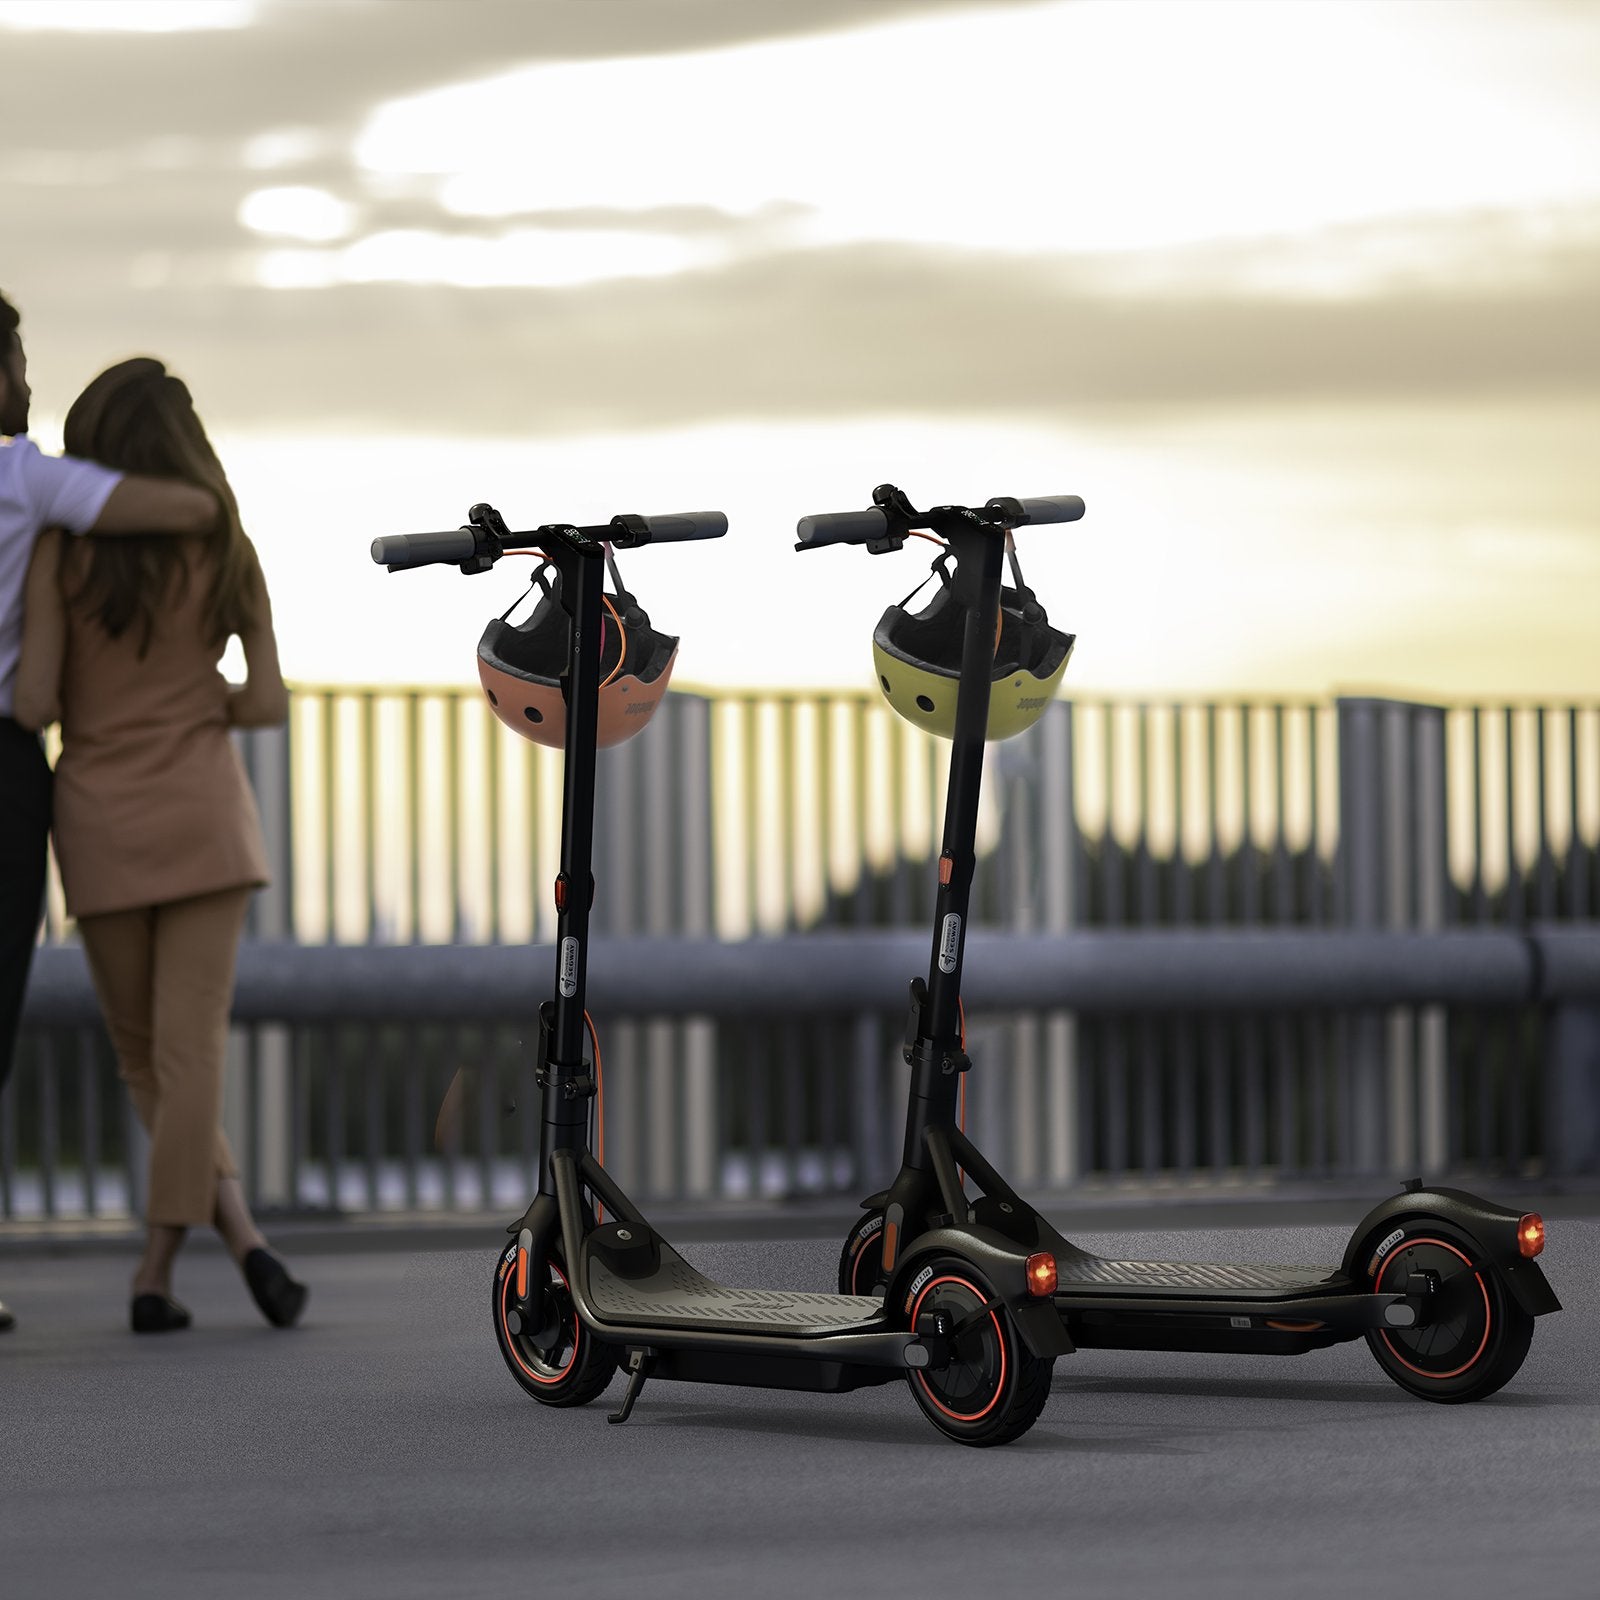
[{"left": 9, "top": 687, "right": 1600, "bottom": 1228}]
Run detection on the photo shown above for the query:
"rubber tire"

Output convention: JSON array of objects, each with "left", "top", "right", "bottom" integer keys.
[
  {"left": 903, "top": 1257, "right": 1054, "bottom": 1447},
  {"left": 1361, "top": 1218, "right": 1534, "bottom": 1404},
  {"left": 838, "top": 1210, "right": 886, "bottom": 1296},
  {"left": 491, "top": 1241, "right": 618, "bottom": 1407}
]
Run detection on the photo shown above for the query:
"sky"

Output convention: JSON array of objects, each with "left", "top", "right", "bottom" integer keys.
[{"left": 3, "top": 0, "right": 1597, "bottom": 698}]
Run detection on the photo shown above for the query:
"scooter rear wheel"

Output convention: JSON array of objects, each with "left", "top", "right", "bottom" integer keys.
[
  {"left": 1362, "top": 1220, "right": 1533, "bottom": 1404},
  {"left": 492, "top": 1242, "right": 618, "bottom": 1406},
  {"left": 905, "top": 1259, "right": 1053, "bottom": 1446}
]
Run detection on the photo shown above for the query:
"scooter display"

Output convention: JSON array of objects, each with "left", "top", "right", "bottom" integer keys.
[
  {"left": 372, "top": 496, "right": 1083, "bottom": 1446},
  {"left": 806, "top": 483, "right": 1560, "bottom": 1405}
]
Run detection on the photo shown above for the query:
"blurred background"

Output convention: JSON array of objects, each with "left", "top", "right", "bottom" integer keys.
[{"left": 6, "top": 0, "right": 1598, "bottom": 1232}]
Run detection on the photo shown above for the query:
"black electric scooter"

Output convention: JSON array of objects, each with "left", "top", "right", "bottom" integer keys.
[
  {"left": 373, "top": 500, "right": 1074, "bottom": 1446},
  {"left": 803, "top": 483, "right": 1560, "bottom": 1406}
]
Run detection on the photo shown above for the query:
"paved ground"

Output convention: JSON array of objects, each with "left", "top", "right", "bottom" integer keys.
[{"left": 1, "top": 1203, "right": 1594, "bottom": 1600}]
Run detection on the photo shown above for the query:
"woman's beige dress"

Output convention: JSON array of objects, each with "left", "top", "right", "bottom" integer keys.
[{"left": 52, "top": 543, "right": 268, "bottom": 916}]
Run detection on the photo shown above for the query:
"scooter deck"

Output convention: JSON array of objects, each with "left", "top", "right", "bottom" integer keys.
[
  {"left": 588, "top": 1247, "right": 886, "bottom": 1338},
  {"left": 1055, "top": 1249, "right": 1347, "bottom": 1299}
]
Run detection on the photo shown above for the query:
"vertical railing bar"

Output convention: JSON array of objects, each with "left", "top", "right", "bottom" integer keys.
[
  {"left": 1173, "top": 1014, "right": 1196, "bottom": 1177},
  {"left": 1205, "top": 704, "right": 1223, "bottom": 924},
  {"left": 327, "top": 1038, "right": 346, "bottom": 1215},
  {"left": 1569, "top": 707, "right": 1587, "bottom": 919},
  {"left": 1273, "top": 704, "right": 1291, "bottom": 923},
  {"left": 888, "top": 716, "right": 911, "bottom": 926},
  {"left": 1504, "top": 706, "right": 1522, "bottom": 924},
  {"left": 485, "top": 701, "right": 501, "bottom": 942},
  {"left": 1136, "top": 705, "right": 1156, "bottom": 925},
  {"left": 79, "top": 1028, "right": 100, "bottom": 1218},
  {"left": 743, "top": 697, "right": 761, "bottom": 936},
  {"left": 1470, "top": 708, "right": 1487, "bottom": 923},
  {"left": 1240, "top": 704, "right": 1255, "bottom": 927},
  {"left": 39, "top": 1031, "right": 58, "bottom": 1220},
  {"left": 362, "top": 690, "right": 379, "bottom": 943},
  {"left": 1172, "top": 704, "right": 1191, "bottom": 926},
  {"left": 404, "top": 1042, "right": 423, "bottom": 1211},
  {"left": 365, "top": 1039, "right": 382, "bottom": 1213},
  {"left": 407, "top": 691, "right": 423, "bottom": 943},
  {"left": 1100, "top": 705, "right": 1119, "bottom": 925},
  {"left": 1307, "top": 705, "right": 1323, "bottom": 926},
  {"left": 445, "top": 693, "right": 462, "bottom": 944},
  {"left": 1536, "top": 707, "right": 1554, "bottom": 919},
  {"left": 322, "top": 689, "right": 338, "bottom": 944}
]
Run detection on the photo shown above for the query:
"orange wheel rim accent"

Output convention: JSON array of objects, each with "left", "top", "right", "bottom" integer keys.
[
  {"left": 1376, "top": 1237, "right": 1491, "bottom": 1380},
  {"left": 911, "top": 1275, "right": 1007, "bottom": 1423},
  {"left": 500, "top": 1256, "right": 580, "bottom": 1386}
]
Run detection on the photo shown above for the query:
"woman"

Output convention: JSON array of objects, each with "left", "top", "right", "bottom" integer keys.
[{"left": 14, "top": 357, "right": 306, "bottom": 1334}]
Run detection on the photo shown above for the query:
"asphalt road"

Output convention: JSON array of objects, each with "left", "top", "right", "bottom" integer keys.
[{"left": 2, "top": 1209, "right": 1594, "bottom": 1600}]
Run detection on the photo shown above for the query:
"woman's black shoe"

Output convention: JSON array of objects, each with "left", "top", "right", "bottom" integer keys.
[
  {"left": 242, "top": 1248, "right": 308, "bottom": 1329},
  {"left": 131, "top": 1293, "right": 191, "bottom": 1334}
]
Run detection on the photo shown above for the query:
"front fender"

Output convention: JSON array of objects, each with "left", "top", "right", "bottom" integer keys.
[{"left": 1342, "top": 1184, "right": 1561, "bottom": 1317}]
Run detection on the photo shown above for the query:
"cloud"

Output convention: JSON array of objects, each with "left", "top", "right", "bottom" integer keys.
[{"left": 11, "top": 228, "right": 1599, "bottom": 437}]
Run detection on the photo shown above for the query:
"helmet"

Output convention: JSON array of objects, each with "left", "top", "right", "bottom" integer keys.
[
  {"left": 872, "top": 554, "right": 1074, "bottom": 742},
  {"left": 477, "top": 557, "right": 678, "bottom": 749}
]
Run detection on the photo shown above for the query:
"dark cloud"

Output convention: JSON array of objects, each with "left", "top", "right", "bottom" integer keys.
[
  {"left": 0, "top": 0, "right": 1052, "bottom": 154},
  {"left": 10, "top": 238, "right": 1598, "bottom": 437}
]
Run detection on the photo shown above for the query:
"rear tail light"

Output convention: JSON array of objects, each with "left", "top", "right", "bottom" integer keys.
[
  {"left": 1518, "top": 1213, "right": 1545, "bottom": 1258},
  {"left": 1025, "top": 1252, "right": 1057, "bottom": 1297}
]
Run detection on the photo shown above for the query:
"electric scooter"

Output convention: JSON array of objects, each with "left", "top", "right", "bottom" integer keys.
[
  {"left": 372, "top": 499, "right": 1076, "bottom": 1446},
  {"left": 803, "top": 483, "right": 1560, "bottom": 1405}
]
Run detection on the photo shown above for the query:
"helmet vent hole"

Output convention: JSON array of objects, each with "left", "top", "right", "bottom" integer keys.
[
  {"left": 916, "top": 695, "right": 935, "bottom": 713},
  {"left": 524, "top": 706, "right": 544, "bottom": 725},
  {"left": 485, "top": 690, "right": 498, "bottom": 707},
  {"left": 880, "top": 676, "right": 892, "bottom": 695}
]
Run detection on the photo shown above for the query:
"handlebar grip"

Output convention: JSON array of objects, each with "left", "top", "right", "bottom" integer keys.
[
  {"left": 794, "top": 507, "right": 889, "bottom": 549},
  {"left": 371, "top": 527, "right": 480, "bottom": 570},
  {"left": 986, "top": 494, "right": 1086, "bottom": 526},
  {"left": 610, "top": 510, "right": 728, "bottom": 548}
]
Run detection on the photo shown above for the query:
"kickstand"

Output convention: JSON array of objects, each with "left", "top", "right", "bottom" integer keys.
[{"left": 608, "top": 1348, "right": 654, "bottom": 1425}]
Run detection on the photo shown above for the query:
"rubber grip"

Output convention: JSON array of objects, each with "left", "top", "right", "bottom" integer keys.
[
  {"left": 794, "top": 507, "right": 889, "bottom": 548},
  {"left": 639, "top": 510, "right": 728, "bottom": 543},
  {"left": 370, "top": 527, "right": 479, "bottom": 569},
  {"left": 988, "top": 495, "right": 1085, "bottom": 526}
]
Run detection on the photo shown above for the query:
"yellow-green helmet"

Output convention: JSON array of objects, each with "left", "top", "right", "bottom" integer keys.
[{"left": 872, "top": 569, "right": 1075, "bottom": 742}]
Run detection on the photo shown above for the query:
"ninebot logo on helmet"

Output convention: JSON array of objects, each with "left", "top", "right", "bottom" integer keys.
[
  {"left": 559, "top": 937, "right": 580, "bottom": 997},
  {"left": 624, "top": 697, "right": 658, "bottom": 716},
  {"left": 938, "top": 914, "right": 962, "bottom": 973},
  {"left": 1016, "top": 695, "right": 1050, "bottom": 712}
]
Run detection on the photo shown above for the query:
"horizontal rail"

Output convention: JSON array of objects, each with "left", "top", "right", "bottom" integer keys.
[{"left": 22, "top": 925, "right": 1600, "bottom": 1026}]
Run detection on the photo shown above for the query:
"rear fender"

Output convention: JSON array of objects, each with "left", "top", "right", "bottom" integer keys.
[
  {"left": 1342, "top": 1183, "right": 1561, "bottom": 1317},
  {"left": 884, "top": 1226, "right": 1074, "bottom": 1359}
]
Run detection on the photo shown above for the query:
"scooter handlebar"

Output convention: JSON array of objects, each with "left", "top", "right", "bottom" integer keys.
[
  {"left": 370, "top": 527, "right": 480, "bottom": 571},
  {"left": 986, "top": 495, "right": 1086, "bottom": 526},
  {"left": 609, "top": 510, "right": 729, "bottom": 548},
  {"left": 794, "top": 507, "right": 890, "bottom": 549}
]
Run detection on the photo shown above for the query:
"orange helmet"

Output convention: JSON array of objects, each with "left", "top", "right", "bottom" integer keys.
[{"left": 477, "top": 554, "right": 678, "bottom": 749}]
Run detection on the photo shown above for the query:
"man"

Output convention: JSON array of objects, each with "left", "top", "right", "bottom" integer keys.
[{"left": 0, "top": 291, "right": 217, "bottom": 1332}]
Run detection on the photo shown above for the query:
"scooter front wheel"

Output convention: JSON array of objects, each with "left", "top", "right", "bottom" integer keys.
[
  {"left": 492, "top": 1242, "right": 618, "bottom": 1407},
  {"left": 1362, "top": 1220, "right": 1534, "bottom": 1404},
  {"left": 905, "top": 1258, "right": 1053, "bottom": 1446}
]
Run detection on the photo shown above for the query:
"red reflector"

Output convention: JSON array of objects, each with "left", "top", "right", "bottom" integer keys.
[
  {"left": 938, "top": 853, "right": 954, "bottom": 887},
  {"left": 555, "top": 876, "right": 567, "bottom": 911},
  {"left": 1518, "top": 1213, "right": 1545, "bottom": 1259},
  {"left": 1025, "top": 1252, "right": 1057, "bottom": 1297}
]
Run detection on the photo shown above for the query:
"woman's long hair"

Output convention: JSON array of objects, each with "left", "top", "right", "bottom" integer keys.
[{"left": 60, "top": 357, "right": 255, "bottom": 657}]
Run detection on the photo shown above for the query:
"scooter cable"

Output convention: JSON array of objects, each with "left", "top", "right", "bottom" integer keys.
[{"left": 585, "top": 1009, "right": 606, "bottom": 1221}]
